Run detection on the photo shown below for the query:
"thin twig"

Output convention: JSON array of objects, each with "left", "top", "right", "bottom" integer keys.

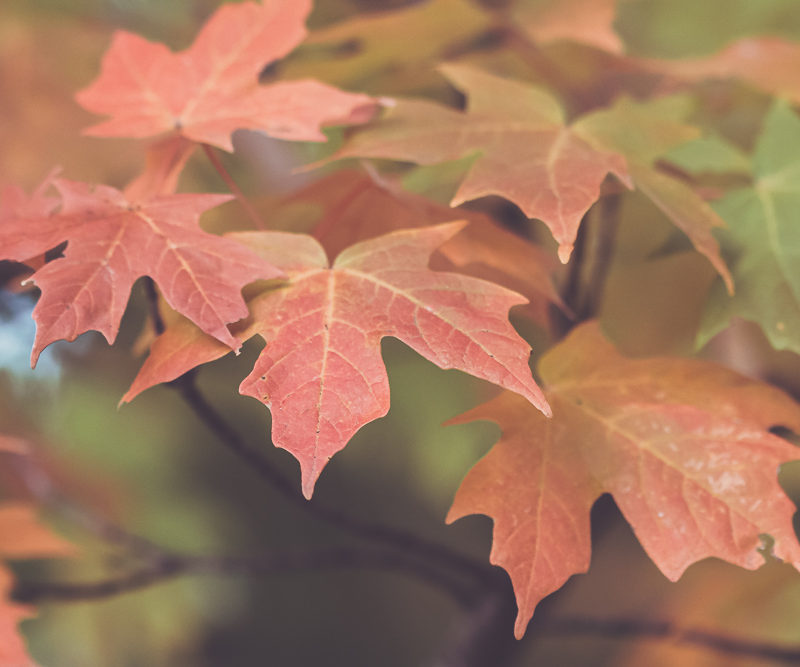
[
  {"left": 202, "top": 143, "right": 266, "bottom": 230},
  {"left": 9, "top": 421, "right": 478, "bottom": 608},
  {"left": 13, "top": 546, "right": 475, "bottom": 607},
  {"left": 17, "top": 559, "right": 800, "bottom": 666},
  {"left": 552, "top": 194, "right": 621, "bottom": 339},
  {"left": 576, "top": 193, "right": 621, "bottom": 321},
  {"left": 434, "top": 574, "right": 520, "bottom": 667},
  {"left": 170, "top": 373, "right": 493, "bottom": 586}
]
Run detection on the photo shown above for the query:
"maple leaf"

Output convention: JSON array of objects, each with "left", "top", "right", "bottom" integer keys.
[
  {"left": 0, "top": 173, "right": 62, "bottom": 283},
  {"left": 699, "top": 100, "right": 800, "bottom": 353},
  {"left": 513, "top": 0, "right": 623, "bottom": 54},
  {"left": 75, "top": 0, "right": 378, "bottom": 151},
  {"left": 0, "top": 176, "right": 58, "bottom": 224},
  {"left": 123, "top": 223, "right": 549, "bottom": 498},
  {"left": 281, "top": 168, "right": 565, "bottom": 326},
  {"left": 572, "top": 95, "right": 735, "bottom": 293},
  {"left": 447, "top": 321, "right": 800, "bottom": 638},
  {"left": 333, "top": 63, "right": 632, "bottom": 262},
  {"left": 0, "top": 178, "right": 282, "bottom": 365}
]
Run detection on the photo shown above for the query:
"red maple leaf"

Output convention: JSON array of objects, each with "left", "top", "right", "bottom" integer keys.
[
  {"left": 284, "top": 168, "right": 566, "bottom": 326},
  {"left": 0, "top": 173, "right": 60, "bottom": 280},
  {"left": 75, "top": 0, "right": 379, "bottom": 151},
  {"left": 122, "top": 223, "right": 550, "bottom": 498},
  {"left": 0, "top": 178, "right": 282, "bottom": 365},
  {"left": 447, "top": 321, "right": 800, "bottom": 637},
  {"left": 333, "top": 63, "right": 631, "bottom": 262}
]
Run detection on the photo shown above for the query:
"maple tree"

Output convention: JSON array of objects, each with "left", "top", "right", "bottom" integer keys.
[{"left": 4, "top": 0, "right": 800, "bottom": 665}]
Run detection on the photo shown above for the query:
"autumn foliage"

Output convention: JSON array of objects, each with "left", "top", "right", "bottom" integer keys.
[{"left": 4, "top": 0, "right": 800, "bottom": 664}]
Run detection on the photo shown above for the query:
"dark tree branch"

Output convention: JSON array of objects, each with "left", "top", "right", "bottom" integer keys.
[
  {"left": 539, "top": 614, "right": 800, "bottom": 664},
  {"left": 11, "top": 438, "right": 478, "bottom": 608},
  {"left": 169, "top": 372, "right": 493, "bottom": 587},
  {"left": 577, "top": 193, "right": 621, "bottom": 321},
  {"left": 433, "top": 572, "right": 521, "bottom": 667},
  {"left": 13, "top": 546, "right": 475, "bottom": 608},
  {"left": 552, "top": 194, "right": 621, "bottom": 340},
  {"left": 16, "top": 558, "right": 800, "bottom": 666}
]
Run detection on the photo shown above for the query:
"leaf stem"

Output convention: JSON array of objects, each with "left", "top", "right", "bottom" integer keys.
[
  {"left": 310, "top": 174, "right": 373, "bottom": 244},
  {"left": 202, "top": 143, "right": 266, "bottom": 230},
  {"left": 10, "top": 440, "right": 478, "bottom": 609}
]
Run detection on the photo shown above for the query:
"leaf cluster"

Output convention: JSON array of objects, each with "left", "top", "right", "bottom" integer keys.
[{"left": 4, "top": 0, "right": 800, "bottom": 663}]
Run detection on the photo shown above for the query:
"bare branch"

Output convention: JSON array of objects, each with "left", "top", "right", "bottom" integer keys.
[
  {"left": 13, "top": 546, "right": 475, "bottom": 607},
  {"left": 539, "top": 615, "right": 800, "bottom": 664},
  {"left": 170, "top": 372, "right": 493, "bottom": 586}
]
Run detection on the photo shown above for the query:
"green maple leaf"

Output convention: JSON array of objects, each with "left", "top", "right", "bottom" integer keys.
[{"left": 699, "top": 100, "right": 800, "bottom": 352}]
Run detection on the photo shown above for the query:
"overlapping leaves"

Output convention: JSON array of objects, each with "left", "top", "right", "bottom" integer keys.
[
  {"left": 123, "top": 223, "right": 549, "bottom": 498},
  {"left": 699, "top": 101, "right": 800, "bottom": 352},
  {"left": 333, "top": 63, "right": 631, "bottom": 263},
  {"left": 0, "top": 178, "right": 280, "bottom": 364},
  {"left": 448, "top": 322, "right": 800, "bottom": 637}
]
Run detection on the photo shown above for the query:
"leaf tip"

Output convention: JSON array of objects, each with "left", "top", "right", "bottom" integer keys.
[
  {"left": 301, "top": 476, "right": 317, "bottom": 501},
  {"left": 513, "top": 617, "right": 528, "bottom": 641},
  {"left": 723, "top": 271, "right": 735, "bottom": 296}
]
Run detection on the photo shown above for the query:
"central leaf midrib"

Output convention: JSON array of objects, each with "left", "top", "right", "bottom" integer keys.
[
  {"left": 312, "top": 271, "right": 337, "bottom": 480},
  {"left": 564, "top": 394, "right": 757, "bottom": 528},
  {"left": 755, "top": 184, "right": 800, "bottom": 303}
]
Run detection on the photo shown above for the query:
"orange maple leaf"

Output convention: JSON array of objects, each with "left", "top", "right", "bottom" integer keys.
[{"left": 448, "top": 322, "right": 800, "bottom": 637}]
